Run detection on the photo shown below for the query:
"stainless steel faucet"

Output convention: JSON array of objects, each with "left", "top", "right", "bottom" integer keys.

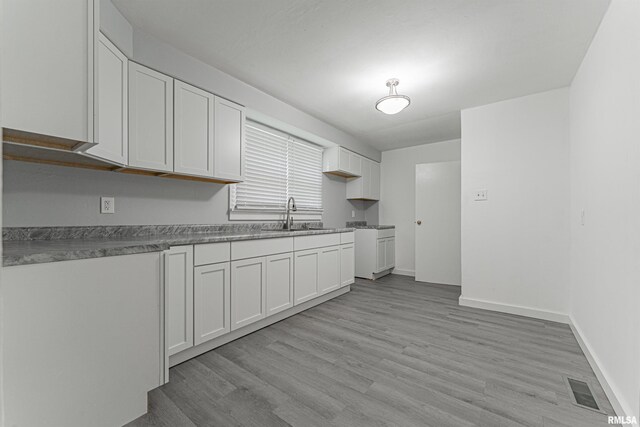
[{"left": 284, "top": 197, "right": 297, "bottom": 229}]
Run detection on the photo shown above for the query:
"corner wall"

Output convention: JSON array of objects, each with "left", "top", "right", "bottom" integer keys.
[
  {"left": 568, "top": 0, "right": 640, "bottom": 418},
  {"left": 379, "top": 140, "right": 461, "bottom": 276},
  {"left": 460, "top": 88, "right": 571, "bottom": 321}
]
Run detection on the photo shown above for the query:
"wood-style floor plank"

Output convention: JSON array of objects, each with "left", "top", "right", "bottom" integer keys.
[{"left": 127, "top": 275, "right": 613, "bottom": 427}]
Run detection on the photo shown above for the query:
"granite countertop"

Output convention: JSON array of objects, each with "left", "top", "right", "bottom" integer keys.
[{"left": 3, "top": 225, "right": 355, "bottom": 267}]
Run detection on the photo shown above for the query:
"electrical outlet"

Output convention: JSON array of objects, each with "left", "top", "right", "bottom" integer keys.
[
  {"left": 100, "top": 197, "right": 115, "bottom": 214},
  {"left": 474, "top": 189, "right": 488, "bottom": 201}
]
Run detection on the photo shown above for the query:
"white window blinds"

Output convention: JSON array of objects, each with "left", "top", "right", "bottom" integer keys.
[{"left": 231, "top": 121, "right": 323, "bottom": 213}]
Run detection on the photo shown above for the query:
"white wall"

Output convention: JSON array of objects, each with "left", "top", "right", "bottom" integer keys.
[
  {"left": 379, "top": 140, "right": 460, "bottom": 276},
  {"left": 460, "top": 88, "right": 570, "bottom": 321},
  {"left": 2, "top": 161, "right": 365, "bottom": 228},
  {"left": 569, "top": 0, "right": 640, "bottom": 418}
]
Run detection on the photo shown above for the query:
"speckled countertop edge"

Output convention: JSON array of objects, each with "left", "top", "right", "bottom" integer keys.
[{"left": 3, "top": 227, "right": 356, "bottom": 267}]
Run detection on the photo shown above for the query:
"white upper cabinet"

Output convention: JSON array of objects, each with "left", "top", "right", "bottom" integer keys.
[
  {"left": 323, "top": 147, "right": 362, "bottom": 178},
  {"left": 86, "top": 33, "right": 128, "bottom": 165},
  {"left": 2, "top": 0, "right": 98, "bottom": 144},
  {"left": 347, "top": 158, "right": 380, "bottom": 201},
  {"left": 174, "top": 80, "right": 215, "bottom": 177},
  {"left": 128, "top": 62, "right": 174, "bottom": 172},
  {"left": 214, "top": 97, "right": 245, "bottom": 182}
]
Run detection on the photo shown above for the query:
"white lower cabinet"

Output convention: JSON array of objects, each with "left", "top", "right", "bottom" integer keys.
[
  {"left": 376, "top": 238, "right": 387, "bottom": 273},
  {"left": 231, "top": 257, "right": 266, "bottom": 330},
  {"left": 165, "top": 246, "right": 194, "bottom": 356},
  {"left": 318, "top": 245, "right": 341, "bottom": 295},
  {"left": 385, "top": 237, "right": 396, "bottom": 270},
  {"left": 194, "top": 262, "right": 230, "bottom": 346},
  {"left": 340, "top": 243, "right": 355, "bottom": 286},
  {"left": 294, "top": 249, "right": 320, "bottom": 305},
  {"left": 266, "top": 253, "right": 294, "bottom": 316}
]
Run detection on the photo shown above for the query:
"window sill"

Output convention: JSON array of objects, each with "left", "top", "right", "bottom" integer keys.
[{"left": 229, "top": 210, "right": 323, "bottom": 222}]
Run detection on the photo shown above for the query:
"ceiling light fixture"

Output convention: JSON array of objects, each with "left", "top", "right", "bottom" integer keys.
[{"left": 375, "top": 78, "right": 410, "bottom": 115}]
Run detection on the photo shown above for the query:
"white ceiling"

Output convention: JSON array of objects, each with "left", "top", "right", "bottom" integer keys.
[{"left": 113, "top": 0, "right": 610, "bottom": 152}]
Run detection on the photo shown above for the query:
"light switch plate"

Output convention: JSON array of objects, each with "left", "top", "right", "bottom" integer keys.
[
  {"left": 474, "top": 189, "right": 488, "bottom": 201},
  {"left": 351, "top": 210, "right": 356, "bottom": 218},
  {"left": 101, "top": 197, "right": 115, "bottom": 214}
]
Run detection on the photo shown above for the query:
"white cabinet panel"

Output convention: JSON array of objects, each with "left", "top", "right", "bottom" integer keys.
[
  {"left": 339, "top": 148, "right": 350, "bottom": 172},
  {"left": 346, "top": 158, "right": 381, "bottom": 201},
  {"left": 350, "top": 152, "right": 362, "bottom": 176},
  {"left": 87, "top": 33, "right": 128, "bottom": 165},
  {"left": 165, "top": 246, "right": 194, "bottom": 356},
  {"left": 194, "top": 262, "right": 230, "bottom": 345},
  {"left": 231, "top": 257, "right": 266, "bottom": 330},
  {"left": 370, "top": 161, "right": 381, "bottom": 200},
  {"left": 385, "top": 237, "right": 396, "bottom": 270},
  {"left": 2, "top": 0, "right": 98, "bottom": 143},
  {"left": 128, "top": 62, "right": 174, "bottom": 172},
  {"left": 322, "top": 146, "right": 362, "bottom": 178},
  {"left": 194, "top": 242, "right": 231, "bottom": 266},
  {"left": 294, "top": 249, "right": 320, "bottom": 305},
  {"left": 376, "top": 238, "right": 387, "bottom": 273},
  {"left": 318, "top": 246, "right": 341, "bottom": 295},
  {"left": 266, "top": 253, "right": 294, "bottom": 316},
  {"left": 214, "top": 97, "right": 245, "bottom": 182},
  {"left": 174, "top": 80, "right": 214, "bottom": 177},
  {"left": 340, "top": 244, "right": 355, "bottom": 287}
]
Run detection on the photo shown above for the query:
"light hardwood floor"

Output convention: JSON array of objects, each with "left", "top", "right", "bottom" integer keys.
[{"left": 128, "top": 274, "right": 613, "bottom": 426}]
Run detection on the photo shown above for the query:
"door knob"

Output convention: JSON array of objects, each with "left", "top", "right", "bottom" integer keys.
[{"left": 416, "top": 220, "right": 422, "bottom": 225}]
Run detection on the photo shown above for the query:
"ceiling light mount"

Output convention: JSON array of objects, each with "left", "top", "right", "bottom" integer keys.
[{"left": 376, "top": 78, "right": 410, "bottom": 115}]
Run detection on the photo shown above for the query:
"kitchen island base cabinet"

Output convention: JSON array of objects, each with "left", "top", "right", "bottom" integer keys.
[
  {"left": 3, "top": 253, "right": 162, "bottom": 427},
  {"left": 355, "top": 228, "right": 396, "bottom": 280},
  {"left": 194, "top": 262, "right": 230, "bottom": 345},
  {"left": 231, "top": 257, "right": 267, "bottom": 330},
  {"left": 165, "top": 245, "right": 194, "bottom": 356},
  {"left": 266, "top": 253, "right": 294, "bottom": 315}
]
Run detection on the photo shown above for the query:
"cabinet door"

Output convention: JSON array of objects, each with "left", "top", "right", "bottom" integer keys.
[
  {"left": 340, "top": 244, "right": 355, "bottom": 287},
  {"left": 165, "top": 246, "right": 194, "bottom": 356},
  {"left": 194, "top": 262, "right": 230, "bottom": 346},
  {"left": 362, "top": 159, "right": 372, "bottom": 199},
  {"left": 88, "top": 33, "right": 128, "bottom": 165},
  {"left": 266, "top": 253, "right": 294, "bottom": 316},
  {"left": 128, "top": 62, "right": 174, "bottom": 172},
  {"left": 370, "top": 161, "right": 381, "bottom": 201},
  {"left": 231, "top": 257, "right": 266, "bottom": 330},
  {"left": 318, "top": 245, "right": 341, "bottom": 295},
  {"left": 339, "top": 148, "right": 350, "bottom": 172},
  {"left": 214, "top": 97, "right": 245, "bottom": 182},
  {"left": 350, "top": 153, "right": 362, "bottom": 176},
  {"left": 294, "top": 249, "right": 320, "bottom": 305},
  {"left": 376, "top": 238, "right": 387, "bottom": 273},
  {"left": 174, "top": 80, "right": 214, "bottom": 177},
  {"left": 385, "top": 237, "right": 395, "bottom": 270}
]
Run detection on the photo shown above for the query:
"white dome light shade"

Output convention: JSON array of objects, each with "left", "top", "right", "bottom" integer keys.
[{"left": 375, "top": 78, "right": 410, "bottom": 115}]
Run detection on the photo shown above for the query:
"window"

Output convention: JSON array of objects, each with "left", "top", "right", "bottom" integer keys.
[{"left": 230, "top": 121, "right": 323, "bottom": 220}]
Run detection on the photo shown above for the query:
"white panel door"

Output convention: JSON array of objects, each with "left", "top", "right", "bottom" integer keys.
[
  {"left": 174, "top": 80, "right": 214, "bottom": 177},
  {"left": 385, "top": 237, "right": 395, "bottom": 270},
  {"left": 265, "top": 253, "right": 294, "bottom": 316},
  {"left": 318, "top": 245, "right": 341, "bottom": 295},
  {"left": 88, "top": 33, "right": 128, "bottom": 165},
  {"left": 165, "top": 246, "right": 194, "bottom": 356},
  {"left": 128, "top": 62, "right": 174, "bottom": 172},
  {"left": 214, "top": 97, "right": 245, "bottom": 182},
  {"left": 194, "top": 262, "right": 230, "bottom": 346},
  {"left": 231, "top": 257, "right": 266, "bottom": 330},
  {"left": 376, "top": 238, "right": 387, "bottom": 273},
  {"left": 294, "top": 249, "right": 319, "bottom": 305},
  {"left": 415, "top": 161, "right": 461, "bottom": 285},
  {"left": 370, "top": 161, "right": 381, "bottom": 201},
  {"left": 340, "top": 244, "right": 355, "bottom": 287}
]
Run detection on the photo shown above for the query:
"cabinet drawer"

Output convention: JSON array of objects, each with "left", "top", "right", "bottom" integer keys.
[
  {"left": 231, "top": 237, "right": 293, "bottom": 260},
  {"left": 194, "top": 242, "right": 230, "bottom": 266},
  {"left": 340, "top": 232, "right": 354, "bottom": 244},
  {"left": 294, "top": 233, "right": 341, "bottom": 251},
  {"left": 377, "top": 228, "right": 395, "bottom": 239}
]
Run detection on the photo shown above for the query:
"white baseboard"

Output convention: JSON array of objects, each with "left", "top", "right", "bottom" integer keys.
[
  {"left": 391, "top": 268, "right": 414, "bottom": 277},
  {"left": 569, "top": 316, "right": 628, "bottom": 418},
  {"left": 458, "top": 295, "right": 570, "bottom": 324}
]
